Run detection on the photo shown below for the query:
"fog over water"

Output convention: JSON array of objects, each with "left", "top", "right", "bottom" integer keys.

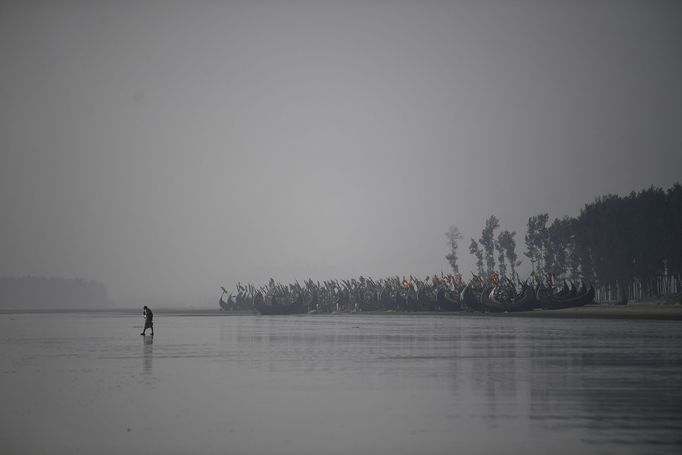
[{"left": 1, "top": 1, "right": 681, "bottom": 307}]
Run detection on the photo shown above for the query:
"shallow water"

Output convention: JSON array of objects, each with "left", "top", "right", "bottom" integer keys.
[{"left": 1, "top": 312, "right": 680, "bottom": 455}]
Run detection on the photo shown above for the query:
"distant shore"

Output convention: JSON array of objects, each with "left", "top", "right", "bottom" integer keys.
[
  {"left": 3, "top": 300, "right": 682, "bottom": 320},
  {"left": 494, "top": 302, "right": 682, "bottom": 320},
  {"left": 363, "top": 302, "right": 682, "bottom": 321},
  {"left": 188, "top": 301, "right": 682, "bottom": 320}
]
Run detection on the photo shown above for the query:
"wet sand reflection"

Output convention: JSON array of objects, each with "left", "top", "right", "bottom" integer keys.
[{"left": 143, "top": 335, "right": 153, "bottom": 377}]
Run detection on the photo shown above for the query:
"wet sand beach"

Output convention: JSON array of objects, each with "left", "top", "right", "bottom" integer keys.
[{"left": 1, "top": 311, "right": 680, "bottom": 455}]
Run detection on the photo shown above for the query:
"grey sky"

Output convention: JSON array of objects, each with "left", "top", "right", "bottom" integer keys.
[{"left": 1, "top": 1, "right": 680, "bottom": 307}]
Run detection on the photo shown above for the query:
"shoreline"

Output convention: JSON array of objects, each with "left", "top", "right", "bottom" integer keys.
[
  {"left": 2, "top": 302, "right": 682, "bottom": 320},
  {"left": 360, "top": 303, "right": 682, "bottom": 321},
  {"left": 493, "top": 303, "right": 682, "bottom": 320}
]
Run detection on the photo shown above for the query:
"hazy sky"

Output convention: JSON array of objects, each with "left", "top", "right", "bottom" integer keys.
[{"left": 1, "top": 1, "right": 680, "bottom": 307}]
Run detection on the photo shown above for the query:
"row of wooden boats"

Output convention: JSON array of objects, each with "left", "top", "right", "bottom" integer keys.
[
  {"left": 219, "top": 276, "right": 595, "bottom": 315},
  {"left": 461, "top": 279, "right": 595, "bottom": 313}
]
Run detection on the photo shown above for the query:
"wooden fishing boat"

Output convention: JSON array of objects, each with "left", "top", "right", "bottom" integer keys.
[
  {"left": 460, "top": 281, "right": 484, "bottom": 312},
  {"left": 218, "top": 294, "right": 231, "bottom": 311},
  {"left": 482, "top": 282, "right": 537, "bottom": 313},
  {"left": 436, "top": 288, "right": 462, "bottom": 311},
  {"left": 536, "top": 281, "right": 595, "bottom": 310},
  {"left": 254, "top": 293, "right": 307, "bottom": 315}
]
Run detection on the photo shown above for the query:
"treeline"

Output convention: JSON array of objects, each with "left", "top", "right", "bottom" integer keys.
[
  {"left": 448, "top": 183, "right": 682, "bottom": 296},
  {"left": 447, "top": 216, "right": 520, "bottom": 282},
  {"left": 0, "top": 276, "right": 109, "bottom": 309}
]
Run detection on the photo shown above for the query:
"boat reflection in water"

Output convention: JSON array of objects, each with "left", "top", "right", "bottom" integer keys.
[
  {"left": 221, "top": 315, "right": 682, "bottom": 454},
  {"left": 1, "top": 313, "right": 680, "bottom": 454}
]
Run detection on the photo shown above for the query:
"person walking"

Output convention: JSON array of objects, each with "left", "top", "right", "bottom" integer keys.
[{"left": 141, "top": 305, "right": 154, "bottom": 336}]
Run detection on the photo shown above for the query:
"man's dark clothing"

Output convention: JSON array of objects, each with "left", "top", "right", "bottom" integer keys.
[{"left": 142, "top": 307, "right": 154, "bottom": 335}]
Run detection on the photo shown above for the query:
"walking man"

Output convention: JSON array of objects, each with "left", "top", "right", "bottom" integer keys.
[{"left": 141, "top": 305, "right": 154, "bottom": 336}]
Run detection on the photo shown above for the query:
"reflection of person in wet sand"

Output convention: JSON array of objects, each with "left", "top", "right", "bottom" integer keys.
[
  {"left": 141, "top": 306, "right": 154, "bottom": 336},
  {"left": 143, "top": 336, "right": 153, "bottom": 375}
]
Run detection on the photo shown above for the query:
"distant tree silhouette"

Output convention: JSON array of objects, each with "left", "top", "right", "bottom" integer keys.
[
  {"left": 667, "top": 183, "right": 682, "bottom": 276},
  {"left": 525, "top": 214, "right": 549, "bottom": 276},
  {"left": 498, "top": 230, "right": 519, "bottom": 280},
  {"left": 479, "top": 215, "right": 500, "bottom": 278},
  {"left": 445, "top": 225, "right": 463, "bottom": 275},
  {"left": 449, "top": 183, "right": 681, "bottom": 298},
  {"left": 469, "top": 238, "right": 484, "bottom": 277},
  {"left": 495, "top": 237, "right": 506, "bottom": 279},
  {"left": 545, "top": 217, "right": 576, "bottom": 279},
  {"left": 573, "top": 185, "right": 681, "bottom": 295}
]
